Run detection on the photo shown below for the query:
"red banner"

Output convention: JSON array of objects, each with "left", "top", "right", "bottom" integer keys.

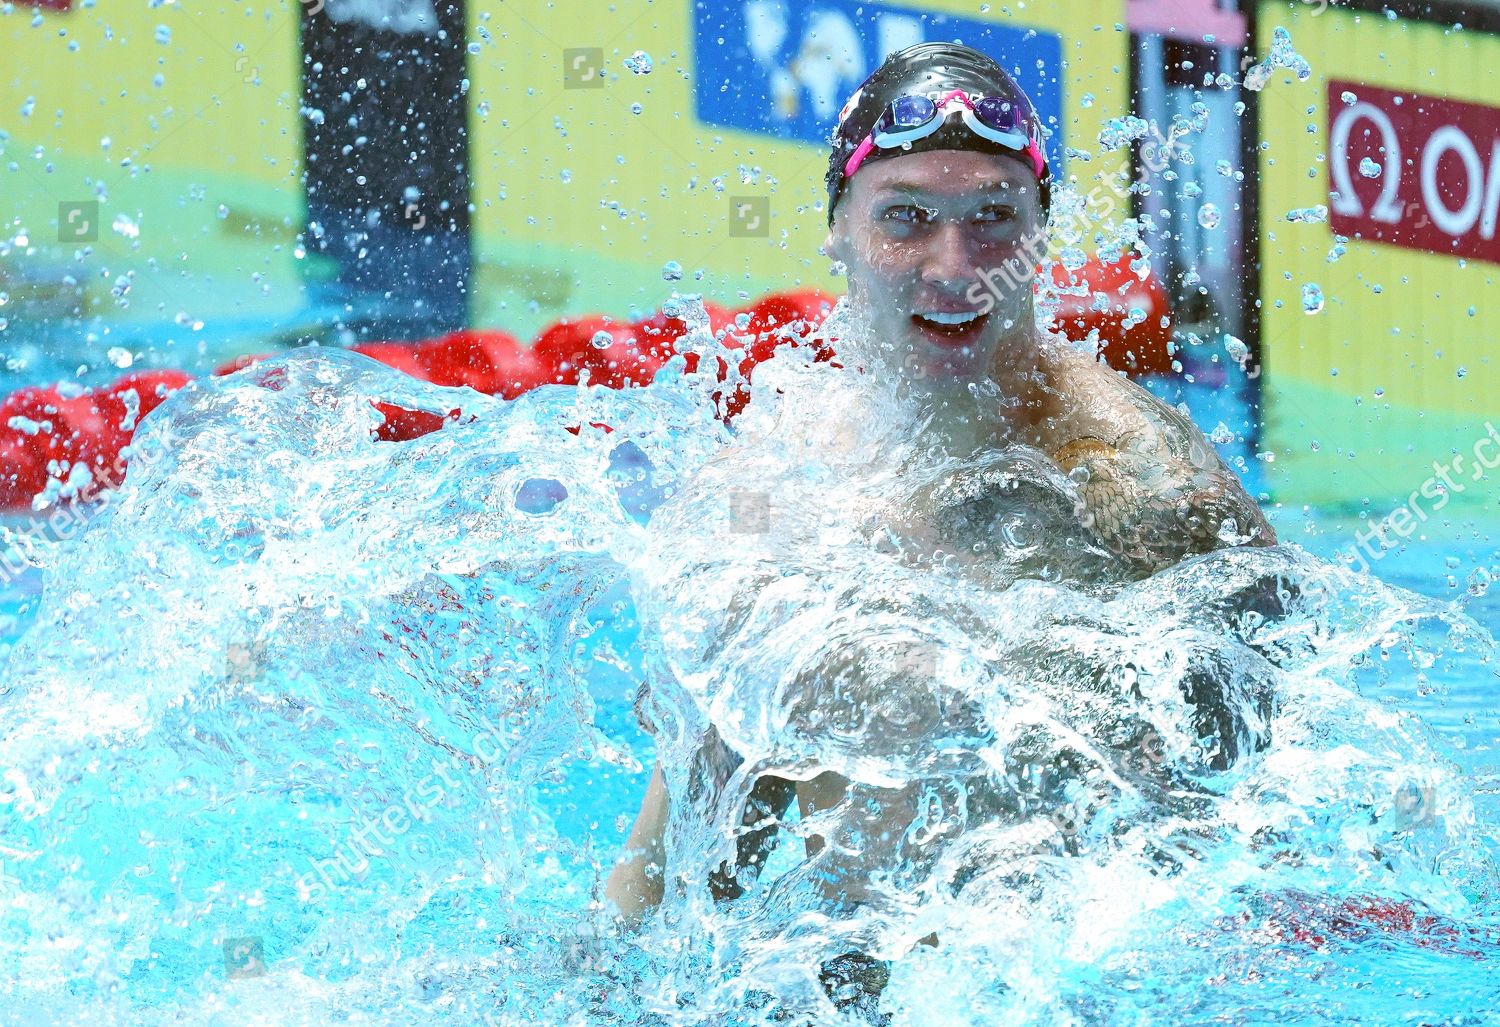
[{"left": 1328, "top": 80, "right": 1500, "bottom": 265}]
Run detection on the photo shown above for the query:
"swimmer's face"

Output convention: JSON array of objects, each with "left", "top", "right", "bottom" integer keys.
[{"left": 825, "top": 150, "right": 1046, "bottom": 382}]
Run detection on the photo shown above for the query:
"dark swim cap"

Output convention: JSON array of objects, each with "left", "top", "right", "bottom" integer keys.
[{"left": 825, "top": 41, "right": 1052, "bottom": 225}]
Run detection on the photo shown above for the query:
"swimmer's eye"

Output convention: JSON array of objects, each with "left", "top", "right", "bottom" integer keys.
[
  {"left": 974, "top": 205, "right": 1017, "bottom": 224},
  {"left": 881, "top": 204, "right": 936, "bottom": 226}
]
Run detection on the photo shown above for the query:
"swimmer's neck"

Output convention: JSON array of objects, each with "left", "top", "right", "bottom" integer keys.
[{"left": 916, "top": 324, "right": 1062, "bottom": 456}]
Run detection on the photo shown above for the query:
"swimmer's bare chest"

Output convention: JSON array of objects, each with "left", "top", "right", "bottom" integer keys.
[{"left": 891, "top": 352, "right": 1273, "bottom": 573}]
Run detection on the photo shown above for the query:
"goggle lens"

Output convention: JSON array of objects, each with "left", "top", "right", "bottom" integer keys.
[
  {"left": 883, "top": 95, "right": 937, "bottom": 132},
  {"left": 973, "top": 95, "right": 1026, "bottom": 133}
]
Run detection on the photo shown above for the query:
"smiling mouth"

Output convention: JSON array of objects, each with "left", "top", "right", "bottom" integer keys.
[{"left": 911, "top": 310, "right": 990, "bottom": 347}]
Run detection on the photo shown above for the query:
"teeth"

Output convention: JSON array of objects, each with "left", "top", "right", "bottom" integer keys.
[{"left": 918, "top": 311, "right": 982, "bottom": 326}]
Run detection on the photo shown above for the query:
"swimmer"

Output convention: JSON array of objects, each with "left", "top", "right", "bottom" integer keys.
[{"left": 606, "top": 41, "right": 1279, "bottom": 1016}]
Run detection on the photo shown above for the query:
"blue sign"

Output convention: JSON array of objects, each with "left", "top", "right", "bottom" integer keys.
[{"left": 693, "top": 1, "right": 1064, "bottom": 165}]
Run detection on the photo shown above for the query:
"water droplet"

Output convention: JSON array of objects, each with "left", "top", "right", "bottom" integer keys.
[
  {"left": 1341, "top": 90, "right": 1358, "bottom": 106},
  {"left": 107, "top": 346, "right": 133, "bottom": 368},
  {"left": 1468, "top": 567, "right": 1492, "bottom": 597},
  {"left": 590, "top": 330, "right": 613, "bottom": 350},
  {"left": 1080, "top": 92, "right": 1095, "bottom": 108},
  {"left": 661, "top": 260, "right": 683, "bottom": 281},
  {"left": 1301, "top": 282, "right": 1324, "bottom": 314},
  {"left": 216, "top": 204, "right": 229, "bottom": 220},
  {"left": 1197, "top": 203, "right": 1221, "bottom": 229},
  {"left": 467, "top": 42, "right": 481, "bottom": 56},
  {"left": 631, "top": 102, "right": 643, "bottom": 115},
  {"left": 111, "top": 213, "right": 140, "bottom": 240},
  {"left": 1216, "top": 160, "right": 1234, "bottom": 177},
  {"left": 154, "top": 24, "right": 171, "bottom": 45},
  {"left": 624, "top": 50, "right": 653, "bottom": 75},
  {"left": 1359, "top": 157, "right": 1382, "bottom": 178},
  {"left": 1330, "top": 367, "right": 1339, "bottom": 377},
  {"left": 1286, "top": 205, "right": 1329, "bottom": 224},
  {"left": 1373, "top": 387, "right": 1384, "bottom": 397},
  {"left": 1457, "top": 366, "right": 1467, "bottom": 379}
]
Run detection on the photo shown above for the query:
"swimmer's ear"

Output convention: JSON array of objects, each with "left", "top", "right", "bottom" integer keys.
[{"left": 823, "top": 222, "right": 846, "bottom": 265}]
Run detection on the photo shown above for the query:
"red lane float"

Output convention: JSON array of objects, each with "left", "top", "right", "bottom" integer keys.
[
  {"left": 0, "top": 274, "right": 1177, "bottom": 512},
  {"left": 0, "top": 369, "right": 192, "bottom": 509},
  {"left": 533, "top": 316, "right": 663, "bottom": 389},
  {"left": 1241, "top": 892, "right": 1495, "bottom": 960},
  {"left": 1048, "top": 255, "right": 1174, "bottom": 377}
]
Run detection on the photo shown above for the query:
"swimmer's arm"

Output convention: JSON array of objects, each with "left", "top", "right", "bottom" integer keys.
[
  {"left": 795, "top": 772, "right": 938, "bottom": 949},
  {"left": 604, "top": 760, "right": 668, "bottom": 924}
]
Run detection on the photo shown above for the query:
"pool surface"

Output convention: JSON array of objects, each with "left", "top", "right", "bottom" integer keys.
[{"left": 0, "top": 338, "right": 1494, "bottom": 1026}]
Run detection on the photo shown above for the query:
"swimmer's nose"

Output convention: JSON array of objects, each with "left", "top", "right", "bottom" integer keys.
[{"left": 919, "top": 220, "right": 977, "bottom": 297}]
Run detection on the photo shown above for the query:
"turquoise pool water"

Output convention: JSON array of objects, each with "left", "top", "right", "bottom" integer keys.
[{"left": 0, "top": 328, "right": 1495, "bottom": 1025}]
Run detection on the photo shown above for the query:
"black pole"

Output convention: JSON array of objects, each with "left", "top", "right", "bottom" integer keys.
[{"left": 298, "top": 0, "right": 472, "bottom": 342}]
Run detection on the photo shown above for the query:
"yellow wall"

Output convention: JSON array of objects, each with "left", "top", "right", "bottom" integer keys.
[
  {"left": 1, "top": 1, "right": 1134, "bottom": 354},
  {"left": 1256, "top": 2, "right": 1500, "bottom": 512},
  {"left": 0, "top": 1, "right": 304, "bottom": 332},
  {"left": 464, "top": 0, "right": 1132, "bottom": 339}
]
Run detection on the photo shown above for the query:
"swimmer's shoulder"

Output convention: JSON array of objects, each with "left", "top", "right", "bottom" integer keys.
[
  {"left": 1043, "top": 341, "right": 1207, "bottom": 460},
  {"left": 1034, "top": 339, "right": 1141, "bottom": 454}
]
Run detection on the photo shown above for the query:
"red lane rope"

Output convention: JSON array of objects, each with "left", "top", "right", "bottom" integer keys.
[{"left": 0, "top": 271, "right": 1172, "bottom": 512}]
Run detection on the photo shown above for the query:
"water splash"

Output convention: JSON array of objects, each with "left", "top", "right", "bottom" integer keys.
[{"left": 0, "top": 314, "right": 1495, "bottom": 1024}]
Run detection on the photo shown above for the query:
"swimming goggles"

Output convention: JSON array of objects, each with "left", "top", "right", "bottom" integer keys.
[{"left": 841, "top": 89, "right": 1046, "bottom": 182}]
